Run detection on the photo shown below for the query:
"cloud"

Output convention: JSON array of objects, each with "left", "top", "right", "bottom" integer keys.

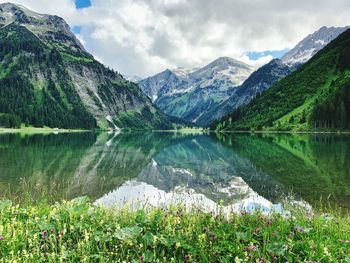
[
  {"left": 1, "top": 0, "right": 350, "bottom": 77},
  {"left": 239, "top": 55, "right": 274, "bottom": 68}
]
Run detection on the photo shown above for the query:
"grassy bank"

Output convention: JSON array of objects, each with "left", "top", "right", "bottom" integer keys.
[
  {"left": 0, "top": 198, "right": 349, "bottom": 262},
  {"left": 0, "top": 125, "right": 88, "bottom": 134}
]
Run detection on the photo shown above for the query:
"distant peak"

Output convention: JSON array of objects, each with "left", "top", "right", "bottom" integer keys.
[
  {"left": 281, "top": 25, "right": 349, "bottom": 66},
  {"left": 0, "top": 2, "right": 31, "bottom": 12},
  {"left": 207, "top": 56, "right": 253, "bottom": 69},
  {"left": 316, "top": 25, "right": 349, "bottom": 32},
  {"left": 0, "top": 2, "right": 20, "bottom": 8}
]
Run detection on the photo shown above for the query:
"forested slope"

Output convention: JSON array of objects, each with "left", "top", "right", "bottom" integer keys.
[{"left": 212, "top": 28, "right": 350, "bottom": 131}]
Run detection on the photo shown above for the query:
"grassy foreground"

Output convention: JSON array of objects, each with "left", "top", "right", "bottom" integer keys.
[{"left": 0, "top": 198, "right": 349, "bottom": 262}]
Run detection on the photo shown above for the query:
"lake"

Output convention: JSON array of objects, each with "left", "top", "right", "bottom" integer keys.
[{"left": 0, "top": 131, "right": 349, "bottom": 212}]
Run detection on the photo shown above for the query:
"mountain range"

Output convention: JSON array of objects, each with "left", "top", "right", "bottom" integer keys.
[
  {"left": 0, "top": 3, "right": 172, "bottom": 130},
  {"left": 212, "top": 27, "right": 350, "bottom": 131},
  {"left": 139, "top": 26, "right": 349, "bottom": 126},
  {"left": 138, "top": 57, "right": 255, "bottom": 125},
  {"left": 0, "top": 3, "right": 349, "bottom": 132}
]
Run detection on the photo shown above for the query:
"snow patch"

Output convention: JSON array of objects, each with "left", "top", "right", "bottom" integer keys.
[
  {"left": 283, "top": 48, "right": 316, "bottom": 66},
  {"left": 315, "top": 39, "right": 326, "bottom": 45},
  {"left": 106, "top": 115, "right": 120, "bottom": 130}
]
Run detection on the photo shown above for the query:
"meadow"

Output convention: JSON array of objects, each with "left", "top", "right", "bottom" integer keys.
[{"left": 0, "top": 197, "right": 349, "bottom": 262}]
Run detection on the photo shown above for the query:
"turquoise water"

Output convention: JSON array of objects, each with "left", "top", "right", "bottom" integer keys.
[{"left": 0, "top": 132, "right": 349, "bottom": 211}]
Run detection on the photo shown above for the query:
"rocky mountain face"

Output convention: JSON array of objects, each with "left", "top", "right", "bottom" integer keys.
[
  {"left": 209, "top": 59, "right": 292, "bottom": 123},
  {"left": 138, "top": 57, "right": 254, "bottom": 126},
  {"left": 139, "top": 26, "right": 349, "bottom": 127},
  {"left": 0, "top": 3, "right": 171, "bottom": 130},
  {"left": 281, "top": 26, "right": 350, "bottom": 66},
  {"left": 208, "top": 26, "right": 349, "bottom": 125},
  {"left": 212, "top": 27, "right": 350, "bottom": 131}
]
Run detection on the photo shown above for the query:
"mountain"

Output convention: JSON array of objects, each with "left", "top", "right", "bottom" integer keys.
[
  {"left": 281, "top": 26, "right": 350, "bottom": 66},
  {"left": 138, "top": 57, "right": 254, "bottom": 126},
  {"left": 138, "top": 68, "right": 192, "bottom": 102},
  {"left": 206, "top": 59, "right": 292, "bottom": 124},
  {"left": 209, "top": 26, "right": 349, "bottom": 124},
  {"left": 0, "top": 3, "right": 171, "bottom": 130},
  {"left": 124, "top": 75, "right": 143, "bottom": 83},
  {"left": 139, "top": 26, "right": 348, "bottom": 127},
  {"left": 211, "top": 27, "right": 350, "bottom": 131}
]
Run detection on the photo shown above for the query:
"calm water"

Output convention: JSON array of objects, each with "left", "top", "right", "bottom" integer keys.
[{"left": 0, "top": 132, "right": 349, "bottom": 211}]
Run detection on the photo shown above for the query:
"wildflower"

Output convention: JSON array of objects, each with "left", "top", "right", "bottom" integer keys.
[
  {"left": 266, "top": 220, "right": 272, "bottom": 226},
  {"left": 253, "top": 228, "right": 260, "bottom": 235},
  {"left": 341, "top": 240, "right": 349, "bottom": 243},
  {"left": 184, "top": 255, "right": 189, "bottom": 262},
  {"left": 140, "top": 255, "right": 144, "bottom": 262},
  {"left": 234, "top": 256, "right": 243, "bottom": 263},
  {"left": 0, "top": 235, "right": 4, "bottom": 241},
  {"left": 294, "top": 226, "right": 305, "bottom": 233},
  {"left": 241, "top": 210, "right": 248, "bottom": 216},
  {"left": 246, "top": 245, "right": 257, "bottom": 252},
  {"left": 210, "top": 234, "right": 218, "bottom": 241},
  {"left": 259, "top": 257, "right": 265, "bottom": 263},
  {"left": 42, "top": 230, "right": 48, "bottom": 240}
]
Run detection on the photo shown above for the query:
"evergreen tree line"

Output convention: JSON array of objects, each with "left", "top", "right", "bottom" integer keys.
[
  {"left": 0, "top": 113, "right": 20, "bottom": 128},
  {"left": 311, "top": 80, "right": 350, "bottom": 129},
  {"left": 0, "top": 24, "right": 97, "bottom": 129}
]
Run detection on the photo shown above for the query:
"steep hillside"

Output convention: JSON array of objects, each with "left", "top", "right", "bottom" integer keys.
[
  {"left": 139, "top": 57, "right": 254, "bottom": 126},
  {"left": 212, "top": 28, "right": 350, "bottom": 131},
  {"left": 207, "top": 59, "right": 292, "bottom": 124},
  {"left": 281, "top": 26, "right": 349, "bottom": 66},
  {"left": 0, "top": 3, "right": 171, "bottom": 130},
  {"left": 209, "top": 26, "right": 349, "bottom": 124}
]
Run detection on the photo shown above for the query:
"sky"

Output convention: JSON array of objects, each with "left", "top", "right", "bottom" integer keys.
[{"left": 1, "top": 0, "right": 349, "bottom": 77}]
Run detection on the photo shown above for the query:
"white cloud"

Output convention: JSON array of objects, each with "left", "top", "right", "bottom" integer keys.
[
  {"left": 239, "top": 55, "right": 274, "bottom": 68},
  {"left": 1, "top": 0, "right": 350, "bottom": 77}
]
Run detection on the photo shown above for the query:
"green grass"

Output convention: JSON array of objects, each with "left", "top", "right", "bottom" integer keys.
[
  {"left": 0, "top": 125, "right": 87, "bottom": 134},
  {"left": 60, "top": 53, "right": 94, "bottom": 63},
  {"left": 0, "top": 197, "right": 349, "bottom": 262}
]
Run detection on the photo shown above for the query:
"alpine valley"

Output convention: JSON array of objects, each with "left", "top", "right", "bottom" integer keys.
[
  {"left": 212, "top": 27, "right": 350, "bottom": 131},
  {"left": 0, "top": 3, "right": 172, "bottom": 130},
  {"left": 139, "top": 26, "right": 349, "bottom": 127}
]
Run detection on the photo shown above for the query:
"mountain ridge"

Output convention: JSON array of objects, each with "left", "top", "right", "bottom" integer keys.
[
  {"left": 212, "top": 27, "right": 350, "bottom": 131},
  {"left": 206, "top": 25, "right": 349, "bottom": 125},
  {"left": 138, "top": 57, "right": 254, "bottom": 126},
  {"left": 0, "top": 3, "right": 172, "bottom": 130}
]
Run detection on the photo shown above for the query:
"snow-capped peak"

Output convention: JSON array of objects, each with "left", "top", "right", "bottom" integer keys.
[
  {"left": 281, "top": 25, "right": 349, "bottom": 66},
  {"left": 171, "top": 67, "right": 197, "bottom": 78}
]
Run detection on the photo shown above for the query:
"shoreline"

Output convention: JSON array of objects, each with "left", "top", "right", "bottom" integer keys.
[
  {"left": 1, "top": 126, "right": 350, "bottom": 135},
  {"left": 211, "top": 129, "right": 350, "bottom": 135},
  {"left": 0, "top": 127, "right": 90, "bottom": 134}
]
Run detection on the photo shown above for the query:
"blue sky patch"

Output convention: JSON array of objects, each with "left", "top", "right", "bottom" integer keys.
[
  {"left": 247, "top": 48, "right": 290, "bottom": 60},
  {"left": 75, "top": 0, "right": 91, "bottom": 9},
  {"left": 71, "top": 26, "right": 82, "bottom": 34}
]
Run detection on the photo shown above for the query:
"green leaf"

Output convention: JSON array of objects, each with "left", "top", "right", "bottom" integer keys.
[
  {"left": 142, "top": 232, "right": 155, "bottom": 246},
  {"left": 143, "top": 250, "right": 154, "bottom": 262},
  {"left": 236, "top": 232, "right": 249, "bottom": 241},
  {"left": 0, "top": 199, "right": 12, "bottom": 211},
  {"left": 267, "top": 242, "right": 288, "bottom": 256},
  {"left": 71, "top": 196, "right": 89, "bottom": 205},
  {"left": 115, "top": 226, "right": 142, "bottom": 241}
]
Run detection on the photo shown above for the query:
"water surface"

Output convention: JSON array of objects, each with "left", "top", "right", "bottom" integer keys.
[{"left": 0, "top": 132, "right": 349, "bottom": 211}]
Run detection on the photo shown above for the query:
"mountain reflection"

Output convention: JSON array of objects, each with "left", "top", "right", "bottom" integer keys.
[{"left": 0, "top": 131, "right": 349, "bottom": 210}]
